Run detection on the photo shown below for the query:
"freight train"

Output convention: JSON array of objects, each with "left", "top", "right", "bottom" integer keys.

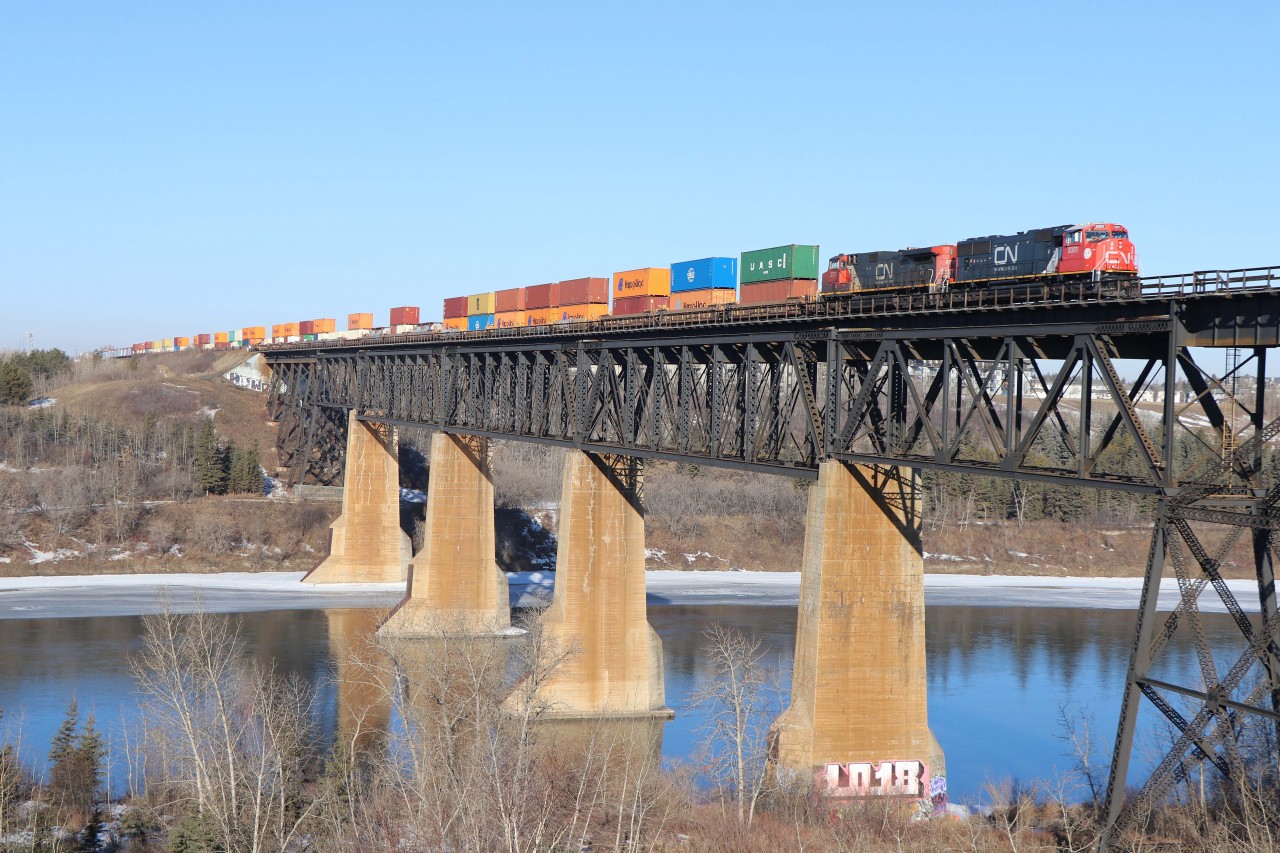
[
  {"left": 821, "top": 222, "right": 1138, "bottom": 295},
  {"left": 124, "top": 220, "right": 1140, "bottom": 352}
]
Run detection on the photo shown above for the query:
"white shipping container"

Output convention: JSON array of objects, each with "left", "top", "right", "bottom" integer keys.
[
  {"left": 318, "top": 331, "right": 340, "bottom": 340},
  {"left": 393, "top": 324, "right": 417, "bottom": 334}
]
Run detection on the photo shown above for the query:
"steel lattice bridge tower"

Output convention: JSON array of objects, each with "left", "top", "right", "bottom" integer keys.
[{"left": 262, "top": 267, "right": 1280, "bottom": 848}]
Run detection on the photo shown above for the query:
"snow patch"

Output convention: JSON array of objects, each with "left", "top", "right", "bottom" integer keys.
[
  {"left": 399, "top": 487, "right": 426, "bottom": 504},
  {"left": 24, "top": 541, "right": 80, "bottom": 564},
  {"left": 198, "top": 406, "right": 220, "bottom": 418}
]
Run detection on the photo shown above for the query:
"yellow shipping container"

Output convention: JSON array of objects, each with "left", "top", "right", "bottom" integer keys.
[
  {"left": 151, "top": 340, "right": 162, "bottom": 350},
  {"left": 671, "top": 288, "right": 737, "bottom": 311},
  {"left": 613, "top": 267, "right": 671, "bottom": 299},
  {"left": 556, "top": 303, "right": 610, "bottom": 323},
  {"left": 348, "top": 312, "right": 374, "bottom": 330},
  {"left": 467, "top": 292, "right": 496, "bottom": 315},
  {"left": 495, "top": 310, "right": 527, "bottom": 328},
  {"left": 162, "top": 338, "right": 173, "bottom": 348},
  {"left": 443, "top": 317, "right": 467, "bottom": 331}
]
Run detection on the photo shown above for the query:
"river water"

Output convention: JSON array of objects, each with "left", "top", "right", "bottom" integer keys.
[{"left": 0, "top": 602, "right": 1246, "bottom": 805}]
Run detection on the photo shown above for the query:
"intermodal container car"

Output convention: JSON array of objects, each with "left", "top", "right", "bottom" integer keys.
[
  {"left": 740, "top": 245, "right": 820, "bottom": 285},
  {"left": 613, "top": 268, "right": 670, "bottom": 299},
  {"left": 670, "top": 257, "right": 737, "bottom": 293}
]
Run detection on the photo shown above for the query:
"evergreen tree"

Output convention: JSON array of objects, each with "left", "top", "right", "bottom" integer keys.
[
  {"left": 77, "top": 715, "right": 106, "bottom": 794},
  {"left": 0, "top": 362, "right": 32, "bottom": 405},
  {"left": 49, "top": 698, "right": 79, "bottom": 766},
  {"left": 78, "top": 804, "right": 104, "bottom": 852},
  {"left": 193, "top": 417, "right": 228, "bottom": 495}
]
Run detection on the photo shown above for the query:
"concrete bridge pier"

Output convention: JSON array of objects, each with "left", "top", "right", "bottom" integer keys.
[
  {"left": 507, "top": 450, "right": 670, "bottom": 719},
  {"left": 773, "top": 461, "right": 945, "bottom": 796},
  {"left": 305, "top": 412, "right": 411, "bottom": 584},
  {"left": 379, "top": 432, "right": 511, "bottom": 637}
]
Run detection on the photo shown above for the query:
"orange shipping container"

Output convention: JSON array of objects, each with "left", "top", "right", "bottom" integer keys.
[
  {"left": 242, "top": 326, "right": 266, "bottom": 340},
  {"left": 495, "top": 310, "right": 527, "bottom": 328},
  {"left": 174, "top": 337, "right": 190, "bottom": 347},
  {"left": 671, "top": 288, "right": 737, "bottom": 311},
  {"left": 442, "top": 317, "right": 467, "bottom": 331},
  {"left": 556, "top": 303, "right": 610, "bottom": 323},
  {"left": 313, "top": 318, "right": 336, "bottom": 334},
  {"left": 214, "top": 332, "right": 230, "bottom": 343},
  {"left": 348, "top": 313, "right": 374, "bottom": 330},
  {"left": 524, "top": 307, "right": 556, "bottom": 326},
  {"left": 613, "top": 267, "right": 671, "bottom": 299}
]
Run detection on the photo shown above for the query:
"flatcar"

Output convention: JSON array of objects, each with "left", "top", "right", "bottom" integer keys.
[{"left": 822, "top": 222, "right": 1138, "bottom": 296}]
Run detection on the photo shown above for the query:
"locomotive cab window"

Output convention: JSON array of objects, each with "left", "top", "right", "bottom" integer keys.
[
  {"left": 1086, "top": 230, "right": 1109, "bottom": 242},
  {"left": 1112, "top": 230, "right": 1128, "bottom": 240},
  {"left": 1065, "top": 231, "right": 1082, "bottom": 244}
]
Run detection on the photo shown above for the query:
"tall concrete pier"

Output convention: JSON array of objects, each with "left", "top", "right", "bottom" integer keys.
[
  {"left": 305, "top": 412, "right": 411, "bottom": 584},
  {"left": 773, "top": 462, "right": 945, "bottom": 789},
  {"left": 511, "top": 451, "right": 669, "bottom": 718},
  {"left": 380, "top": 432, "right": 510, "bottom": 637}
]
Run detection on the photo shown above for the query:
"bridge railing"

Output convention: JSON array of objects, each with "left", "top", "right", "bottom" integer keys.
[{"left": 1138, "top": 265, "right": 1280, "bottom": 296}]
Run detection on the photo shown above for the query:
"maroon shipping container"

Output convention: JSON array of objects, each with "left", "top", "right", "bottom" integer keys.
[
  {"left": 525, "top": 282, "right": 560, "bottom": 310},
  {"left": 611, "top": 295, "right": 669, "bottom": 316},
  {"left": 738, "top": 279, "right": 818, "bottom": 305},
  {"left": 299, "top": 319, "right": 315, "bottom": 335},
  {"left": 214, "top": 341, "right": 230, "bottom": 350},
  {"left": 558, "top": 277, "right": 609, "bottom": 305},
  {"left": 390, "top": 306, "right": 420, "bottom": 326},
  {"left": 196, "top": 333, "right": 212, "bottom": 345},
  {"left": 443, "top": 297, "right": 468, "bottom": 319},
  {"left": 494, "top": 287, "right": 527, "bottom": 313}
]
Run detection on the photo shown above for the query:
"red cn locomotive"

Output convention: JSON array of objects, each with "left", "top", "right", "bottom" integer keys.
[{"left": 822, "top": 222, "right": 1139, "bottom": 296}]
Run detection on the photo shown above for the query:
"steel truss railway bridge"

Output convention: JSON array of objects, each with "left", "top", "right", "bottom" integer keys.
[{"left": 262, "top": 267, "right": 1280, "bottom": 849}]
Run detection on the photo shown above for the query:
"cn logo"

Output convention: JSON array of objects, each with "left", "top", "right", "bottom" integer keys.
[
  {"left": 994, "top": 244, "right": 1018, "bottom": 266},
  {"left": 822, "top": 759, "right": 927, "bottom": 797},
  {"left": 875, "top": 263, "right": 893, "bottom": 282}
]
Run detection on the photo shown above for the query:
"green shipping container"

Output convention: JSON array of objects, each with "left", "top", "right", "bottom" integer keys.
[{"left": 740, "top": 244, "right": 820, "bottom": 284}]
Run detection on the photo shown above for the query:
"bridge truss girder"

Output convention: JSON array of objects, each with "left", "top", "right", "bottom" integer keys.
[{"left": 265, "top": 308, "right": 1280, "bottom": 848}]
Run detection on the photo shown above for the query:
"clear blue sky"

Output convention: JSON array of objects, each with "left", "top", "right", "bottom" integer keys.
[{"left": 3, "top": 1, "right": 1277, "bottom": 353}]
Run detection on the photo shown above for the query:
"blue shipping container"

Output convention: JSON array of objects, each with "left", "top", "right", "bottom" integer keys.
[
  {"left": 467, "top": 314, "right": 495, "bottom": 331},
  {"left": 670, "top": 257, "right": 737, "bottom": 293}
]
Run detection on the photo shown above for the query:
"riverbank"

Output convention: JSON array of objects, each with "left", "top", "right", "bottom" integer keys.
[{"left": 0, "top": 569, "right": 1263, "bottom": 619}]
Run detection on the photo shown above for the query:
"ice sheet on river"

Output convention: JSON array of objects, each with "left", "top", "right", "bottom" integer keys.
[{"left": 0, "top": 569, "right": 1266, "bottom": 620}]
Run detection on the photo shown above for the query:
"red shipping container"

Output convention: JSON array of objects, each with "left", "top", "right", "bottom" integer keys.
[
  {"left": 524, "top": 282, "right": 560, "bottom": 310},
  {"left": 196, "top": 333, "right": 212, "bottom": 345},
  {"left": 494, "top": 287, "right": 527, "bottom": 313},
  {"left": 299, "top": 319, "right": 315, "bottom": 335},
  {"left": 390, "top": 306, "right": 419, "bottom": 326},
  {"left": 443, "top": 297, "right": 468, "bottom": 319},
  {"left": 611, "top": 295, "right": 669, "bottom": 316},
  {"left": 558, "top": 277, "right": 609, "bottom": 305},
  {"left": 738, "top": 279, "right": 818, "bottom": 305}
]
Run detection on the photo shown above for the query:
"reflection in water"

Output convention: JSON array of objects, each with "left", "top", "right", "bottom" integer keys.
[
  {"left": 0, "top": 603, "right": 1249, "bottom": 803},
  {"left": 325, "top": 608, "right": 395, "bottom": 754}
]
